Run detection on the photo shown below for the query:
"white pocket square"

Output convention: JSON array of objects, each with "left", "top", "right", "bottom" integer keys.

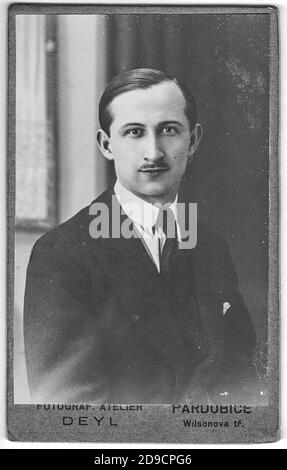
[{"left": 223, "top": 302, "right": 231, "bottom": 315}]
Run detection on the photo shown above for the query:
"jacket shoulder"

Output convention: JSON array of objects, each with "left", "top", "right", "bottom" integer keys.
[
  {"left": 33, "top": 205, "right": 90, "bottom": 253},
  {"left": 32, "top": 187, "right": 113, "bottom": 254}
]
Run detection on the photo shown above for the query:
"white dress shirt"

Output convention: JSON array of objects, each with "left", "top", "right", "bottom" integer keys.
[{"left": 114, "top": 180, "right": 182, "bottom": 272}]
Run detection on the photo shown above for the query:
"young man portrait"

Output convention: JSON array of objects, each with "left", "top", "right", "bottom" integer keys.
[{"left": 24, "top": 68, "right": 260, "bottom": 404}]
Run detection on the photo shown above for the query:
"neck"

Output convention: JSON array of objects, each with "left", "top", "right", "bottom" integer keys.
[
  {"left": 117, "top": 183, "right": 179, "bottom": 206},
  {"left": 140, "top": 194, "right": 177, "bottom": 206}
]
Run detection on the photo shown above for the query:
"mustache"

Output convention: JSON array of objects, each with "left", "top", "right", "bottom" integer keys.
[{"left": 139, "top": 164, "right": 170, "bottom": 171}]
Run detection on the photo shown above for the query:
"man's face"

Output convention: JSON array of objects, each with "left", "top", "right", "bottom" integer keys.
[{"left": 98, "top": 81, "right": 201, "bottom": 203}]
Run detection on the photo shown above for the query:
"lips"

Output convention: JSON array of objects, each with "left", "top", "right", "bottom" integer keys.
[{"left": 139, "top": 168, "right": 169, "bottom": 173}]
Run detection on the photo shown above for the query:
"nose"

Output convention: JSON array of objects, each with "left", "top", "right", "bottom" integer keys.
[{"left": 142, "top": 132, "right": 164, "bottom": 162}]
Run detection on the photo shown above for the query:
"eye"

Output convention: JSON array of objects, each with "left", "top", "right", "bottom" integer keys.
[
  {"left": 161, "top": 126, "right": 177, "bottom": 136},
  {"left": 125, "top": 128, "right": 144, "bottom": 137}
]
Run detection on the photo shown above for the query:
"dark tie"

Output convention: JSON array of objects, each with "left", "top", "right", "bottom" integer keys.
[{"left": 155, "top": 207, "right": 178, "bottom": 277}]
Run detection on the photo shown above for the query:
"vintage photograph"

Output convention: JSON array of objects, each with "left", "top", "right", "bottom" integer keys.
[{"left": 8, "top": 4, "right": 279, "bottom": 443}]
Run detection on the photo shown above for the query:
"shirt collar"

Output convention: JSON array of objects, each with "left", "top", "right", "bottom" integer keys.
[{"left": 114, "top": 180, "right": 179, "bottom": 231}]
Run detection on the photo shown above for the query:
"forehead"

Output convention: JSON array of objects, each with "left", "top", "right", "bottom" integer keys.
[{"left": 109, "top": 81, "right": 187, "bottom": 127}]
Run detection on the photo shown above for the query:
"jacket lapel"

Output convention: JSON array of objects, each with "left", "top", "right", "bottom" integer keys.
[{"left": 88, "top": 188, "right": 186, "bottom": 383}]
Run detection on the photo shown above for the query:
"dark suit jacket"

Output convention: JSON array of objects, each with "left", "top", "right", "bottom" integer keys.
[{"left": 24, "top": 187, "right": 258, "bottom": 404}]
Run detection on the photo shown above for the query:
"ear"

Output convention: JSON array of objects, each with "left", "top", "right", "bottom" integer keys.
[
  {"left": 97, "top": 129, "right": 114, "bottom": 161},
  {"left": 188, "top": 123, "right": 203, "bottom": 157}
]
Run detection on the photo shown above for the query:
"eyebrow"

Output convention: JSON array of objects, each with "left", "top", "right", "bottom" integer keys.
[
  {"left": 159, "top": 120, "right": 184, "bottom": 128},
  {"left": 121, "top": 122, "right": 145, "bottom": 129},
  {"left": 120, "top": 120, "right": 184, "bottom": 130}
]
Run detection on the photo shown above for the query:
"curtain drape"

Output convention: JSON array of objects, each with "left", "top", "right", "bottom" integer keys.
[{"left": 16, "top": 15, "right": 55, "bottom": 226}]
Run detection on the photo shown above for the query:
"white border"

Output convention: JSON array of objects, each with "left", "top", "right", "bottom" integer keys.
[{"left": 0, "top": 0, "right": 285, "bottom": 449}]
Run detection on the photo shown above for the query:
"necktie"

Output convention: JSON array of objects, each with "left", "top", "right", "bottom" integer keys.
[{"left": 155, "top": 207, "right": 178, "bottom": 277}]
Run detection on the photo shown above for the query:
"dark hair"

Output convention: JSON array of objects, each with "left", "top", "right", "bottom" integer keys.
[{"left": 99, "top": 68, "right": 197, "bottom": 135}]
